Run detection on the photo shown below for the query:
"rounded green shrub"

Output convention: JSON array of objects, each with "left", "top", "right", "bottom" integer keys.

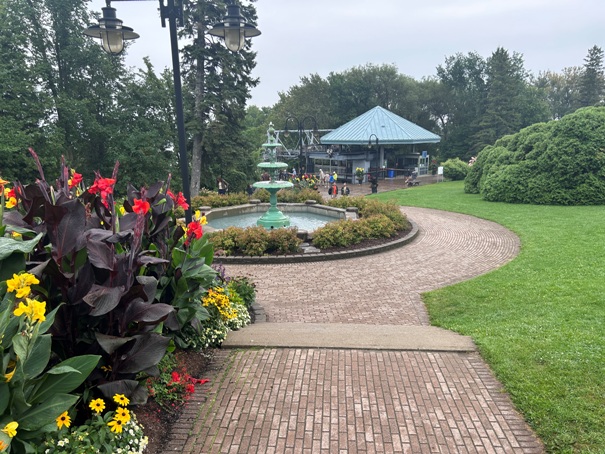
[
  {"left": 466, "top": 107, "right": 605, "bottom": 205},
  {"left": 442, "top": 157, "right": 470, "bottom": 181}
]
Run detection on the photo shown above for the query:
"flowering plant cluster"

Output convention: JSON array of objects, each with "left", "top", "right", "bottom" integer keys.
[
  {"left": 0, "top": 271, "right": 99, "bottom": 453},
  {"left": 145, "top": 354, "right": 209, "bottom": 413},
  {"left": 42, "top": 394, "right": 148, "bottom": 453},
  {"left": 298, "top": 174, "right": 319, "bottom": 190},
  {"left": 355, "top": 167, "right": 365, "bottom": 178}
]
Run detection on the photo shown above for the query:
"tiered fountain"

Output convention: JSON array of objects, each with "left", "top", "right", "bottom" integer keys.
[{"left": 253, "top": 124, "right": 294, "bottom": 229}]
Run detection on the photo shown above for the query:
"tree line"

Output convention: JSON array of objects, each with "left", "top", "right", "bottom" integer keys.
[
  {"left": 253, "top": 46, "right": 605, "bottom": 164},
  {"left": 0, "top": 0, "right": 259, "bottom": 195},
  {"left": 1, "top": 0, "right": 603, "bottom": 194}
]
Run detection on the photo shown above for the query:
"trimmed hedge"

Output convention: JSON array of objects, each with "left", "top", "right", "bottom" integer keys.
[
  {"left": 465, "top": 107, "right": 605, "bottom": 205},
  {"left": 206, "top": 195, "right": 410, "bottom": 256}
]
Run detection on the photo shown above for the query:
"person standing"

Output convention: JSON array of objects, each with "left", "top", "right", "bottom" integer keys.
[
  {"left": 331, "top": 181, "right": 338, "bottom": 199},
  {"left": 333, "top": 171, "right": 338, "bottom": 182},
  {"left": 341, "top": 182, "right": 350, "bottom": 196},
  {"left": 217, "top": 176, "right": 228, "bottom": 195},
  {"left": 319, "top": 169, "right": 325, "bottom": 186}
]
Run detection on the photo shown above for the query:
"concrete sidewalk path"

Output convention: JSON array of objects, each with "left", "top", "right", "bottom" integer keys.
[
  {"left": 223, "top": 323, "right": 475, "bottom": 352},
  {"left": 164, "top": 206, "right": 545, "bottom": 453}
]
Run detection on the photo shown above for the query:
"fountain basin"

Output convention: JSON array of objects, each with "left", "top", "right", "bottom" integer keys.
[{"left": 204, "top": 203, "right": 352, "bottom": 239}]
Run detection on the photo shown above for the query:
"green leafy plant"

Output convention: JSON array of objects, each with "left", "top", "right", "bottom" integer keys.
[
  {"left": 145, "top": 353, "right": 208, "bottom": 413},
  {"left": 227, "top": 277, "right": 256, "bottom": 309},
  {"left": 0, "top": 274, "right": 99, "bottom": 453},
  {"left": 1, "top": 151, "right": 217, "bottom": 404},
  {"left": 441, "top": 157, "right": 470, "bottom": 181}
]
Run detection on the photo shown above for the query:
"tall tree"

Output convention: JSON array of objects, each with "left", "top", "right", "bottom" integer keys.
[
  {"left": 578, "top": 45, "right": 605, "bottom": 108},
  {"left": 182, "top": 0, "right": 259, "bottom": 196},
  {"left": 474, "top": 48, "right": 527, "bottom": 148},
  {"left": 1, "top": 0, "right": 126, "bottom": 179},
  {"left": 534, "top": 68, "right": 582, "bottom": 119},
  {"left": 108, "top": 59, "right": 178, "bottom": 192},
  {"left": 0, "top": 0, "right": 51, "bottom": 180},
  {"left": 436, "top": 52, "right": 487, "bottom": 159}
]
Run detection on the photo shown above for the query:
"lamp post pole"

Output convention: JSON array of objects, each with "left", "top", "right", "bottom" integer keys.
[
  {"left": 284, "top": 115, "right": 318, "bottom": 175},
  {"left": 368, "top": 134, "right": 379, "bottom": 182},
  {"left": 84, "top": 0, "right": 260, "bottom": 223}
]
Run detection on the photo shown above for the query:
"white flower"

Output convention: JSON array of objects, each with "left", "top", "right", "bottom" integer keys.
[{"left": 58, "top": 441, "right": 65, "bottom": 447}]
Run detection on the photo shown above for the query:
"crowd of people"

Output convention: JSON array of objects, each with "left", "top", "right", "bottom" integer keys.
[{"left": 221, "top": 167, "right": 377, "bottom": 198}]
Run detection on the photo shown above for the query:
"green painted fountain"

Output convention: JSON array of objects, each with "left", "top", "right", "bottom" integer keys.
[{"left": 253, "top": 124, "right": 294, "bottom": 229}]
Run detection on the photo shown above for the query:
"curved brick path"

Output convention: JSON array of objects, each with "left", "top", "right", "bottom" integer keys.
[{"left": 165, "top": 207, "right": 545, "bottom": 453}]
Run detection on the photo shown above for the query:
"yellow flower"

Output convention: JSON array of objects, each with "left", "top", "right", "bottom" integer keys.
[
  {"left": 0, "top": 177, "right": 9, "bottom": 191},
  {"left": 194, "top": 210, "right": 208, "bottom": 225},
  {"left": 27, "top": 299, "right": 46, "bottom": 323},
  {"left": 107, "top": 417, "right": 124, "bottom": 433},
  {"left": 89, "top": 398, "right": 106, "bottom": 414},
  {"left": 5, "top": 197, "right": 16, "bottom": 209},
  {"left": 114, "top": 407, "right": 130, "bottom": 423},
  {"left": 13, "top": 301, "right": 32, "bottom": 318},
  {"left": 113, "top": 394, "right": 129, "bottom": 406},
  {"left": 13, "top": 298, "right": 46, "bottom": 324},
  {"left": 56, "top": 411, "right": 71, "bottom": 429},
  {"left": 11, "top": 231, "right": 21, "bottom": 239},
  {"left": 6, "top": 273, "right": 39, "bottom": 299},
  {"left": 119, "top": 206, "right": 126, "bottom": 215},
  {"left": 2, "top": 421, "right": 18, "bottom": 438},
  {"left": 4, "top": 360, "right": 16, "bottom": 383}
]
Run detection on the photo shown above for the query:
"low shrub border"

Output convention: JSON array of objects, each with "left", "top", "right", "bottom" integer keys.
[{"left": 211, "top": 219, "right": 418, "bottom": 264}]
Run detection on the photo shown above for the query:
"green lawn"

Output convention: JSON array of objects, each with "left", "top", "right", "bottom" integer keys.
[{"left": 375, "top": 182, "right": 605, "bottom": 454}]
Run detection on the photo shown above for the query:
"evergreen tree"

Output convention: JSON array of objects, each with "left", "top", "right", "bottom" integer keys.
[
  {"left": 578, "top": 45, "right": 604, "bottom": 108},
  {"left": 181, "top": 0, "right": 259, "bottom": 195}
]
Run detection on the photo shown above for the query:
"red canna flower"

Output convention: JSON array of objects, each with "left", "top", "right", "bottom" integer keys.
[
  {"left": 185, "top": 384, "right": 195, "bottom": 394},
  {"left": 68, "top": 171, "right": 83, "bottom": 189},
  {"left": 184, "top": 219, "right": 203, "bottom": 246},
  {"left": 88, "top": 176, "right": 116, "bottom": 208},
  {"left": 132, "top": 198, "right": 150, "bottom": 215},
  {"left": 171, "top": 371, "right": 181, "bottom": 383},
  {"left": 167, "top": 190, "right": 189, "bottom": 210}
]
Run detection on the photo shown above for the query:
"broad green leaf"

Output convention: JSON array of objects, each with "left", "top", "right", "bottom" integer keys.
[
  {"left": 18, "top": 393, "right": 78, "bottom": 431},
  {"left": 0, "top": 233, "right": 43, "bottom": 260},
  {"left": 38, "top": 305, "right": 61, "bottom": 334},
  {"left": 21, "top": 334, "right": 51, "bottom": 379},
  {"left": 30, "top": 355, "right": 100, "bottom": 404},
  {"left": 0, "top": 382, "right": 8, "bottom": 414}
]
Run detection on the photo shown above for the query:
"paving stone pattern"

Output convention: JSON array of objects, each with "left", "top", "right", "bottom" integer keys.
[{"left": 164, "top": 187, "right": 544, "bottom": 453}]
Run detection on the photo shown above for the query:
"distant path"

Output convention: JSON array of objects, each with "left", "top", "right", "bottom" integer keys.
[{"left": 221, "top": 207, "right": 520, "bottom": 326}]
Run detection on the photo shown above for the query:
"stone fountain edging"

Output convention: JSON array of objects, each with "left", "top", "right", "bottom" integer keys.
[{"left": 213, "top": 218, "right": 419, "bottom": 265}]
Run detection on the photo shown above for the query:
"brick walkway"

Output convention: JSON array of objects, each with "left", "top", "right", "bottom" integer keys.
[{"left": 164, "top": 182, "right": 545, "bottom": 453}]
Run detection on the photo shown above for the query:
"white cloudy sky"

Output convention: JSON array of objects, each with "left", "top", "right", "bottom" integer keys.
[{"left": 88, "top": 0, "right": 605, "bottom": 107}]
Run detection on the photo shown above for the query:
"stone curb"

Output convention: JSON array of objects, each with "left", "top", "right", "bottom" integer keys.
[
  {"left": 223, "top": 323, "right": 476, "bottom": 352},
  {"left": 213, "top": 219, "right": 419, "bottom": 264}
]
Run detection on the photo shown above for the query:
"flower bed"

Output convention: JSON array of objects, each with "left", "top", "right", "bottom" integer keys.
[{"left": 0, "top": 150, "right": 256, "bottom": 453}]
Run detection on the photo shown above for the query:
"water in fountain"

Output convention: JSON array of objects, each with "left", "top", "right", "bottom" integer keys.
[{"left": 252, "top": 124, "right": 294, "bottom": 229}]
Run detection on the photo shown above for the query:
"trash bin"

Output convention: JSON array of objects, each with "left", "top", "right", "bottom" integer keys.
[{"left": 387, "top": 169, "right": 395, "bottom": 178}]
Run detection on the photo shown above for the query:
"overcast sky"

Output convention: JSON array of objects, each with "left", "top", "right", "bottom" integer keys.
[{"left": 88, "top": 0, "right": 605, "bottom": 107}]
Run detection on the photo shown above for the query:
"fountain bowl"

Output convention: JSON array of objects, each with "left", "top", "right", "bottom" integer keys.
[{"left": 204, "top": 201, "right": 354, "bottom": 240}]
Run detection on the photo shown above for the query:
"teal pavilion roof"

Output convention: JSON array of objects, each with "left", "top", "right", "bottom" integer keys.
[{"left": 320, "top": 106, "right": 441, "bottom": 145}]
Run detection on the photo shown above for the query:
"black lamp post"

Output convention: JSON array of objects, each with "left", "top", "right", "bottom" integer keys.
[
  {"left": 84, "top": 0, "right": 260, "bottom": 223},
  {"left": 283, "top": 115, "right": 318, "bottom": 174}
]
